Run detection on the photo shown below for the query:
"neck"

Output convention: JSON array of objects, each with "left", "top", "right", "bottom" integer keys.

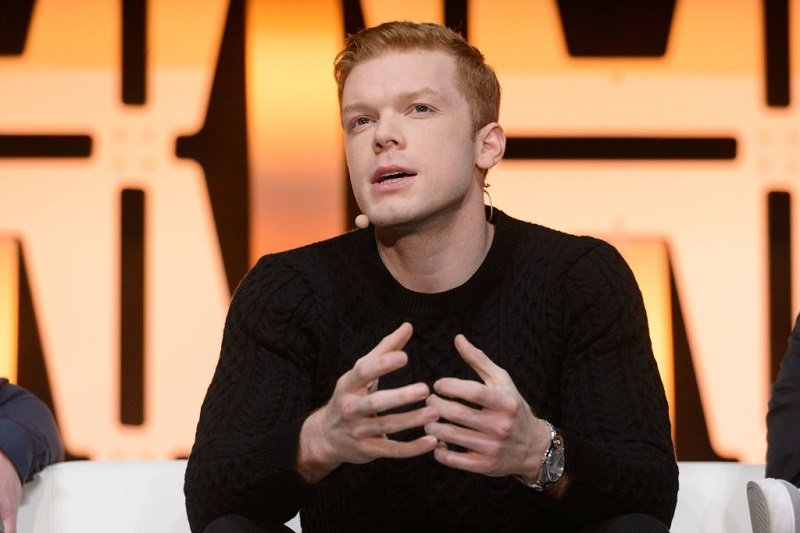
[{"left": 375, "top": 204, "right": 494, "bottom": 294}]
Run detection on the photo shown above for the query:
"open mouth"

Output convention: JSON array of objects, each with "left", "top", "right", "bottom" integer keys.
[{"left": 376, "top": 171, "right": 415, "bottom": 184}]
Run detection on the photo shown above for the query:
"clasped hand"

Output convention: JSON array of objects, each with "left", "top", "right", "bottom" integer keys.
[{"left": 298, "top": 322, "right": 550, "bottom": 484}]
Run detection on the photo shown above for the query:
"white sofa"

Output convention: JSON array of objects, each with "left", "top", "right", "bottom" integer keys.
[
  {"left": 18, "top": 460, "right": 194, "bottom": 533},
  {"left": 18, "top": 460, "right": 764, "bottom": 532},
  {"left": 673, "top": 462, "right": 765, "bottom": 532}
]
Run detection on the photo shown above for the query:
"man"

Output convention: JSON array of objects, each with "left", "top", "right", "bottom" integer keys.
[
  {"left": 0, "top": 378, "right": 64, "bottom": 533},
  {"left": 767, "top": 312, "right": 800, "bottom": 485},
  {"left": 185, "top": 21, "right": 678, "bottom": 532},
  {"left": 747, "top": 313, "right": 800, "bottom": 533}
]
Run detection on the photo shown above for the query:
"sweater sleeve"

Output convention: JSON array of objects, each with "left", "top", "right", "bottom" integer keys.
[
  {"left": 548, "top": 239, "right": 678, "bottom": 528},
  {"left": 767, "top": 312, "right": 800, "bottom": 486},
  {"left": 0, "top": 379, "right": 64, "bottom": 483},
  {"left": 184, "top": 255, "right": 322, "bottom": 532}
]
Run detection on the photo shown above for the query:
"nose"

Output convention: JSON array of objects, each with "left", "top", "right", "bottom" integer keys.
[{"left": 373, "top": 114, "right": 403, "bottom": 153}]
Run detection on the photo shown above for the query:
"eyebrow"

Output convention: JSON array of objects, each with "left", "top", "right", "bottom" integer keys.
[{"left": 341, "top": 87, "right": 445, "bottom": 116}]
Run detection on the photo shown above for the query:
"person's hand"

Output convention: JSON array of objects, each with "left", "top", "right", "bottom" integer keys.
[
  {"left": 0, "top": 450, "right": 21, "bottom": 533},
  {"left": 297, "top": 322, "right": 439, "bottom": 483},
  {"left": 424, "top": 334, "right": 551, "bottom": 481}
]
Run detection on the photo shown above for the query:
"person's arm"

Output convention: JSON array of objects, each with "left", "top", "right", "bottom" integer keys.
[
  {"left": 0, "top": 379, "right": 64, "bottom": 533},
  {"left": 396, "top": 239, "right": 678, "bottom": 528},
  {"left": 767, "top": 313, "right": 800, "bottom": 486},
  {"left": 548, "top": 240, "right": 678, "bottom": 528},
  {"left": 184, "top": 256, "right": 321, "bottom": 532},
  {"left": 0, "top": 449, "right": 22, "bottom": 533},
  {"left": 185, "top": 255, "right": 439, "bottom": 532},
  {"left": 296, "top": 322, "right": 437, "bottom": 484},
  {"left": 423, "top": 333, "right": 565, "bottom": 495}
]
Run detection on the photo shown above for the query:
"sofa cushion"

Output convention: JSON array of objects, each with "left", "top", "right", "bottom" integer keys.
[
  {"left": 17, "top": 460, "right": 766, "bottom": 532},
  {"left": 674, "top": 461, "right": 766, "bottom": 532},
  {"left": 18, "top": 460, "right": 190, "bottom": 533}
]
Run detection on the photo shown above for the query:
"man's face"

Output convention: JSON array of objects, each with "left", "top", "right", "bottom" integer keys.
[{"left": 341, "top": 50, "right": 483, "bottom": 231}]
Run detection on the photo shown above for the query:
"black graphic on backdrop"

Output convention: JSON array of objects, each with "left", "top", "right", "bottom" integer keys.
[{"left": 0, "top": 0, "right": 793, "bottom": 459}]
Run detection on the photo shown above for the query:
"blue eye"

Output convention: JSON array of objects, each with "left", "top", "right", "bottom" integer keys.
[{"left": 350, "top": 116, "right": 370, "bottom": 130}]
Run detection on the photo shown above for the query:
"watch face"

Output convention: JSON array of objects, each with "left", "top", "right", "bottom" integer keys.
[{"left": 547, "top": 449, "right": 565, "bottom": 482}]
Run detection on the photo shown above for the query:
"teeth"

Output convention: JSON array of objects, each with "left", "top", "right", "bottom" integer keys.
[{"left": 379, "top": 172, "right": 406, "bottom": 183}]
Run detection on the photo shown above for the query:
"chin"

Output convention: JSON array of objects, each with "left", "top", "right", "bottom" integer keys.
[{"left": 369, "top": 212, "right": 418, "bottom": 232}]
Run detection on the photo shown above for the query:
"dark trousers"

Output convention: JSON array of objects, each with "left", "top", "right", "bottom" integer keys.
[
  {"left": 205, "top": 513, "right": 669, "bottom": 532},
  {"left": 204, "top": 515, "right": 292, "bottom": 533},
  {"left": 580, "top": 513, "right": 670, "bottom": 532}
]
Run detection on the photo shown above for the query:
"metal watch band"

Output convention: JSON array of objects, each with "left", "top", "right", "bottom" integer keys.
[{"left": 513, "top": 420, "right": 564, "bottom": 491}]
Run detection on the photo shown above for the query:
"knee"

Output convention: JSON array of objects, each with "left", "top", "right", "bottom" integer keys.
[
  {"left": 581, "top": 513, "right": 670, "bottom": 533},
  {"left": 204, "top": 514, "right": 269, "bottom": 533}
]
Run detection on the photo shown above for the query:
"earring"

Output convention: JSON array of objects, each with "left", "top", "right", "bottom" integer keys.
[{"left": 483, "top": 182, "right": 493, "bottom": 222}]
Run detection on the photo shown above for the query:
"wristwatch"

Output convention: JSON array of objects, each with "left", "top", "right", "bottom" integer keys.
[{"left": 514, "top": 420, "right": 565, "bottom": 491}]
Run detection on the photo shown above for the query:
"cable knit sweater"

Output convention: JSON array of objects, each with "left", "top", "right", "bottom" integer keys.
[{"left": 184, "top": 210, "right": 678, "bottom": 532}]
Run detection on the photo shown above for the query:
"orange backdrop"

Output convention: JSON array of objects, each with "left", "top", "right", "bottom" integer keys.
[{"left": 1, "top": 0, "right": 798, "bottom": 463}]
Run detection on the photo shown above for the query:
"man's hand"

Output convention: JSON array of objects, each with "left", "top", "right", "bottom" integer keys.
[
  {"left": 297, "top": 322, "right": 439, "bottom": 483},
  {"left": 424, "top": 334, "right": 551, "bottom": 482},
  {"left": 0, "top": 450, "right": 21, "bottom": 533}
]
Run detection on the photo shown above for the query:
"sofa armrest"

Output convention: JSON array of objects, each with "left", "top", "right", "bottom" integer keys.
[
  {"left": 18, "top": 460, "right": 190, "bottom": 533},
  {"left": 674, "top": 461, "right": 765, "bottom": 532}
]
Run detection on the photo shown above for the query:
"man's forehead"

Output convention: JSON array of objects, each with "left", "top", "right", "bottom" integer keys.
[
  {"left": 342, "top": 50, "right": 458, "bottom": 104},
  {"left": 341, "top": 87, "right": 447, "bottom": 117}
]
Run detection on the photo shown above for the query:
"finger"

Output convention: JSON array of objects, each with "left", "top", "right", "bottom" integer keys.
[
  {"left": 424, "top": 421, "right": 495, "bottom": 456},
  {"left": 342, "top": 323, "right": 414, "bottom": 390},
  {"left": 426, "top": 393, "right": 483, "bottom": 429},
  {"left": 432, "top": 378, "right": 484, "bottom": 404},
  {"left": 352, "top": 383, "right": 431, "bottom": 418},
  {"left": 3, "top": 513, "right": 17, "bottom": 533},
  {"left": 373, "top": 322, "right": 413, "bottom": 355},
  {"left": 453, "top": 334, "right": 505, "bottom": 384},
  {"left": 353, "top": 405, "right": 439, "bottom": 438},
  {"left": 432, "top": 378, "right": 514, "bottom": 413},
  {"left": 432, "top": 444, "right": 489, "bottom": 474},
  {"left": 363, "top": 434, "right": 439, "bottom": 459}
]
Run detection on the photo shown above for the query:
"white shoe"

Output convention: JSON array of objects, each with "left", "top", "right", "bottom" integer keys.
[{"left": 748, "top": 478, "right": 800, "bottom": 533}]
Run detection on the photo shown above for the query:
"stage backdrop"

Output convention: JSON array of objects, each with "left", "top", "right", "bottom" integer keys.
[{"left": 0, "top": 0, "right": 798, "bottom": 463}]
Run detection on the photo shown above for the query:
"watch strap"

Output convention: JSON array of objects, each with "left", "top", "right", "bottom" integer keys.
[{"left": 513, "top": 420, "right": 564, "bottom": 491}]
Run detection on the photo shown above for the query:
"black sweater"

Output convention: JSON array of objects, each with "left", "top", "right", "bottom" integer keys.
[{"left": 185, "top": 210, "right": 678, "bottom": 532}]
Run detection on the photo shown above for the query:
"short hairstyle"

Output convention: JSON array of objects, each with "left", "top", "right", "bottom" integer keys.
[{"left": 334, "top": 21, "right": 501, "bottom": 134}]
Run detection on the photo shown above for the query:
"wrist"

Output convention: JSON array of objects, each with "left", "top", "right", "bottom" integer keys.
[
  {"left": 297, "top": 408, "right": 338, "bottom": 484},
  {"left": 515, "top": 418, "right": 551, "bottom": 483},
  {"left": 513, "top": 419, "right": 565, "bottom": 492}
]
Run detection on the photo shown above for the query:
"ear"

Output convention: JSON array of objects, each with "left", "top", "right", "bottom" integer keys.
[{"left": 475, "top": 122, "right": 506, "bottom": 171}]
